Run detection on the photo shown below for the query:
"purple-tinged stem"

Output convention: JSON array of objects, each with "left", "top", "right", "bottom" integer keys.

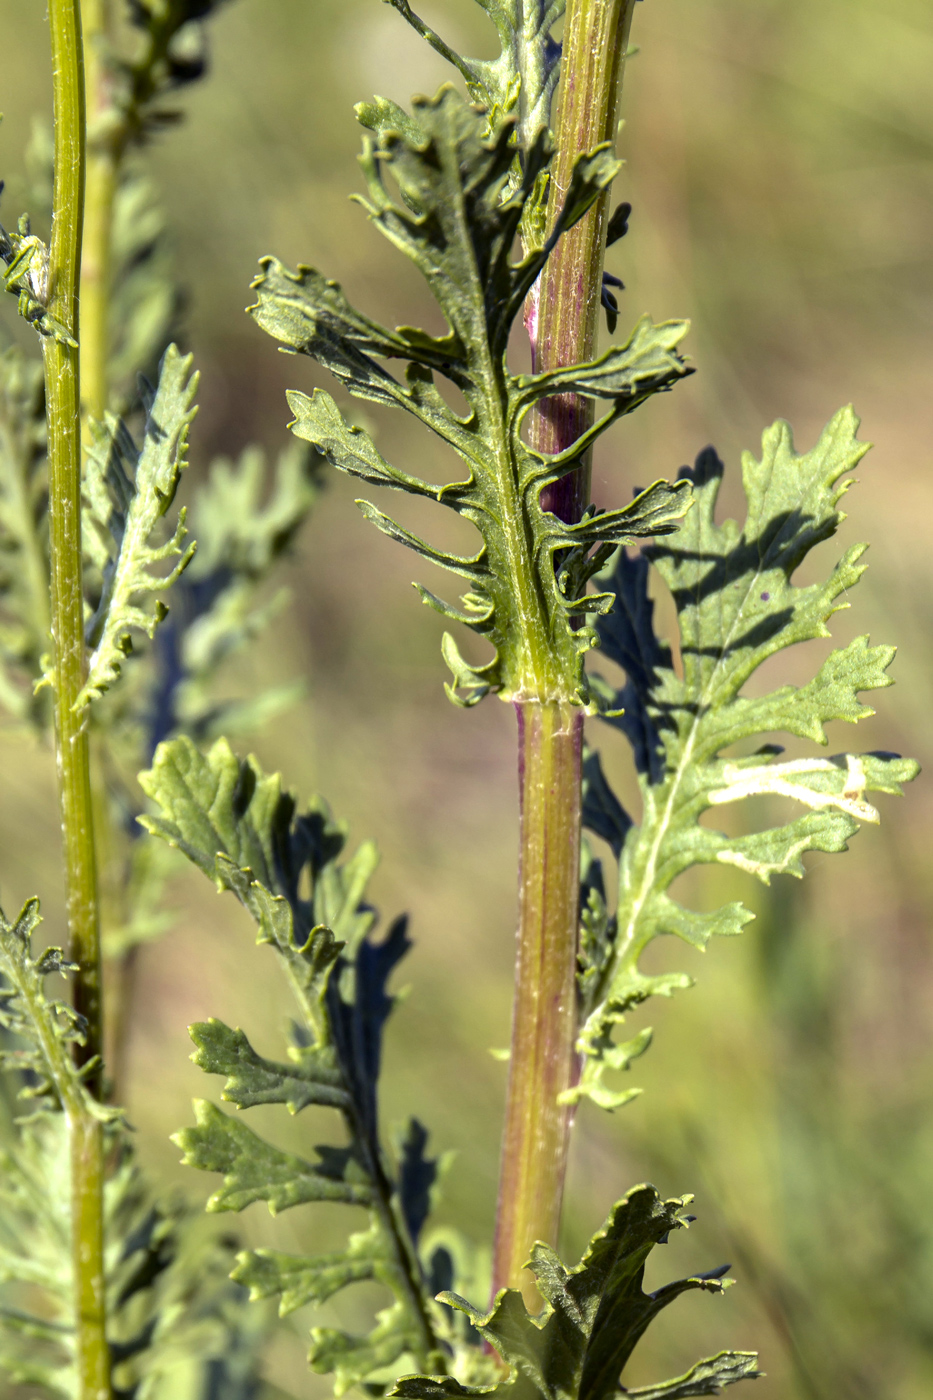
[{"left": 493, "top": 0, "right": 639, "bottom": 1307}]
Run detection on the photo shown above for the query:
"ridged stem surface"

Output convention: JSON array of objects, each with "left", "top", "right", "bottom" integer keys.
[
  {"left": 493, "top": 700, "right": 584, "bottom": 1303},
  {"left": 493, "top": 0, "right": 639, "bottom": 1306},
  {"left": 46, "top": 2, "right": 110, "bottom": 1395}
]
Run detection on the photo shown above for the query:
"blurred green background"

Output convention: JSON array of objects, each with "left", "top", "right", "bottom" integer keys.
[{"left": 1, "top": 1, "right": 932, "bottom": 1396}]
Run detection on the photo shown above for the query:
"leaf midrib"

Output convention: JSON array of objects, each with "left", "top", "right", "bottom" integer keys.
[
  {"left": 448, "top": 134, "right": 557, "bottom": 699},
  {"left": 592, "top": 457, "right": 847, "bottom": 1025}
]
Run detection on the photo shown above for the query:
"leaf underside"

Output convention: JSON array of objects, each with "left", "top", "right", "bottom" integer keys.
[
  {"left": 79, "top": 342, "right": 198, "bottom": 710},
  {"left": 576, "top": 408, "right": 918, "bottom": 1109}
]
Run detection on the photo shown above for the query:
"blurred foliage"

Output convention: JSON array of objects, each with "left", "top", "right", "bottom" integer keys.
[{"left": 0, "top": 1, "right": 931, "bottom": 1398}]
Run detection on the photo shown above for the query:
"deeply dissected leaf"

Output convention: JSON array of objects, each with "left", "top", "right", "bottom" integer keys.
[
  {"left": 189, "top": 1018, "right": 348, "bottom": 1114},
  {"left": 312, "top": 1300, "right": 430, "bottom": 1398},
  {"left": 233, "top": 1222, "right": 390, "bottom": 1314},
  {"left": 0, "top": 1108, "right": 269, "bottom": 1398},
  {"left": 392, "top": 1186, "right": 758, "bottom": 1400},
  {"left": 577, "top": 409, "right": 919, "bottom": 1109},
  {"left": 251, "top": 87, "right": 691, "bottom": 707},
  {"left": 79, "top": 343, "right": 198, "bottom": 709},
  {"left": 0, "top": 897, "right": 266, "bottom": 1395},
  {"left": 0, "top": 898, "right": 113, "bottom": 1123},
  {"left": 175, "top": 1100, "right": 372, "bottom": 1213},
  {"left": 143, "top": 736, "right": 460, "bottom": 1387},
  {"left": 375, "top": 1, "right": 563, "bottom": 152},
  {"left": 0, "top": 212, "right": 76, "bottom": 346},
  {"left": 138, "top": 733, "right": 377, "bottom": 958},
  {"left": 143, "top": 440, "right": 321, "bottom": 754}
]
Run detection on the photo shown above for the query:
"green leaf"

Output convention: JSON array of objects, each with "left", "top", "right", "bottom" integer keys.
[
  {"left": 143, "top": 439, "right": 321, "bottom": 754},
  {"left": 233, "top": 1223, "right": 390, "bottom": 1314},
  {"left": 174, "top": 1100, "right": 372, "bottom": 1213},
  {"left": 251, "top": 88, "right": 691, "bottom": 707},
  {"left": 188, "top": 1018, "right": 349, "bottom": 1113},
  {"left": 514, "top": 317, "right": 691, "bottom": 405},
  {"left": 626, "top": 1354, "right": 762, "bottom": 1399},
  {"left": 147, "top": 735, "right": 453, "bottom": 1385},
  {"left": 0, "top": 897, "right": 114, "bottom": 1123},
  {"left": 0, "top": 908, "right": 264, "bottom": 1397},
  {"left": 577, "top": 408, "right": 919, "bottom": 1109},
  {"left": 78, "top": 343, "right": 198, "bottom": 709},
  {"left": 0, "top": 215, "right": 76, "bottom": 345},
  {"left": 393, "top": 1186, "right": 758, "bottom": 1400},
  {"left": 138, "top": 733, "right": 377, "bottom": 958},
  {"left": 312, "top": 1300, "right": 426, "bottom": 1398},
  {"left": 376, "top": 1, "right": 564, "bottom": 149}
]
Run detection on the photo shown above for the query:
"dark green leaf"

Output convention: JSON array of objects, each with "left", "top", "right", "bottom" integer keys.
[
  {"left": 393, "top": 1187, "right": 757, "bottom": 1400},
  {"left": 626, "top": 1353, "right": 762, "bottom": 1399},
  {"left": 150, "top": 736, "right": 455, "bottom": 1386}
]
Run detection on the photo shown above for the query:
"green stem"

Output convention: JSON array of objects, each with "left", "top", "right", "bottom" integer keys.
[
  {"left": 47, "top": 0, "right": 101, "bottom": 1079},
  {"left": 45, "top": 2, "right": 110, "bottom": 1396},
  {"left": 70, "top": 1115, "right": 110, "bottom": 1400},
  {"left": 492, "top": 0, "right": 639, "bottom": 1305}
]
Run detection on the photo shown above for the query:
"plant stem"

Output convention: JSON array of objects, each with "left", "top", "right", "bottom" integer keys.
[
  {"left": 70, "top": 1114, "right": 110, "bottom": 1400},
  {"left": 46, "top": 2, "right": 111, "bottom": 1396},
  {"left": 493, "top": 699, "right": 583, "bottom": 1303},
  {"left": 492, "top": 0, "right": 639, "bottom": 1305},
  {"left": 48, "top": 0, "right": 101, "bottom": 1079},
  {"left": 532, "top": 0, "right": 637, "bottom": 515},
  {"left": 80, "top": 0, "right": 117, "bottom": 426}
]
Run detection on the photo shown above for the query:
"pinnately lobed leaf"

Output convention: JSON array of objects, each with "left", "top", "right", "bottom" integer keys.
[
  {"left": 0, "top": 901, "right": 256, "bottom": 1394},
  {"left": 140, "top": 733, "right": 762, "bottom": 1397},
  {"left": 0, "top": 898, "right": 117, "bottom": 1124},
  {"left": 78, "top": 343, "right": 198, "bottom": 710},
  {"left": 391, "top": 1185, "right": 759, "bottom": 1400},
  {"left": 250, "top": 87, "right": 692, "bottom": 708},
  {"left": 142, "top": 735, "right": 462, "bottom": 1390},
  {"left": 372, "top": 1, "right": 565, "bottom": 158},
  {"left": 576, "top": 406, "right": 919, "bottom": 1109}
]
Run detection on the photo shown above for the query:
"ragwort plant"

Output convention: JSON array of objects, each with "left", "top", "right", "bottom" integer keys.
[{"left": 0, "top": 2, "right": 917, "bottom": 1398}]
